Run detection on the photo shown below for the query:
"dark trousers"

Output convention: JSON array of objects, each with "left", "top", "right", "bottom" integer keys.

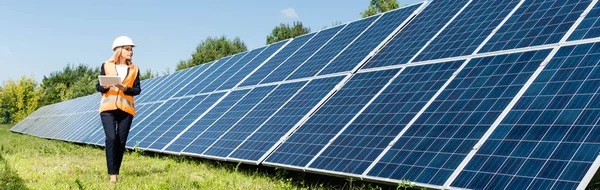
[{"left": 100, "top": 109, "right": 133, "bottom": 175}]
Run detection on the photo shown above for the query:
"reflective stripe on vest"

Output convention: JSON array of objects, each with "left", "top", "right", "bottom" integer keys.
[
  {"left": 99, "top": 61, "right": 139, "bottom": 116},
  {"left": 101, "top": 95, "right": 135, "bottom": 108}
]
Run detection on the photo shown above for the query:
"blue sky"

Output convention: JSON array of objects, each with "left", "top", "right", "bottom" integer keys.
[{"left": 0, "top": 0, "right": 420, "bottom": 83}]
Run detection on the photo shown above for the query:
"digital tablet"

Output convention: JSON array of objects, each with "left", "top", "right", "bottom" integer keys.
[{"left": 98, "top": 75, "right": 121, "bottom": 86}]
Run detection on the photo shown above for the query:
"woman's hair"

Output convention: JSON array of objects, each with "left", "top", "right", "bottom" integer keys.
[{"left": 106, "top": 47, "right": 133, "bottom": 65}]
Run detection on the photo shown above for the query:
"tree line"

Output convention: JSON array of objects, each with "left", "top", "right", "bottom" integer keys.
[{"left": 0, "top": 0, "right": 400, "bottom": 124}]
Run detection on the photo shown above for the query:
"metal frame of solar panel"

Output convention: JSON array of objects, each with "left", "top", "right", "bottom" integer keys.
[{"left": 11, "top": 0, "right": 600, "bottom": 189}]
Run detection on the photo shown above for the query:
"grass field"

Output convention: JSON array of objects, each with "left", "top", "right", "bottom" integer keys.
[{"left": 0, "top": 124, "right": 409, "bottom": 190}]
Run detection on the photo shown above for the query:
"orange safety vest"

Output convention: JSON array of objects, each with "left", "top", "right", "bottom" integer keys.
[{"left": 99, "top": 62, "right": 139, "bottom": 116}]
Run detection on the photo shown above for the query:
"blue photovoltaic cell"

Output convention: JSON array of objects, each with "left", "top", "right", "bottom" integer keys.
[
  {"left": 147, "top": 69, "right": 194, "bottom": 102},
  {"left": 82, "top": 123, "right": 104, "bottom": 145},
  {"left": 480, "top": 0, "right": 592, "bottom": 53},
  {"left": 129, "top": 76, "right": 157, "bottom": 103},
  {"left": 157, "top": 64, "right": 204, "bottom": 101},
  {"left": 173, "top": 61, "right": 217, "bottom": 97},
  {"left": 120, "top": 101, "right": 174, "bottom": 147},
  {"left": 367, "top": 49, "right": 551, "bottom": 186},
  {"left": 239, "top": 34, "right": 316, "bottom": 87},
  {"left": 259, "top": 25, "right": 345, "bottom": 84},
  {"left": 203, "top": 82, "right": 307, "bottom": 157},
  {"left": 318, "top": 3, "right": 421, "bottom": 76},
  {"left": 10, "top": 117, "right": 33, "bottom": 133},
  {"left": 414, "top": 0, "right": 519, "bottom": 61},
  {"left": 265, "top": 69, "right": 399, "bottom": 167},
  {"left": 72, "top": 112, "right": 98, "bottom": 143},
  {"left": 285, "top": 16, "right": 380, "bottom": 81},
  {"left": 185, "top": 53, "right": 248, "bottom": 96},
  {"left": 132, "top": 97, "right": 192, "bottom": 148},
  {"left": 452, "top": 42, "right": 600, "bottom": 190},
  {"left": 124, "top": 101, "right": 179, "bottom": 147},
  {"left": 59, "top": 112, "right": 91, "bottom": 140},
  {"left": 157, "top": 93, "right": 225, "bottom": 152},
  {"left": 146, "top": 69, "right": 193, "bottom": 102},
  {"left": 136, "top": 74, "right": 173, "bottom": 103},
  {"left": 309, "top": 60, "right": 464, "bottom": 175},
  {"left": 228, "top": 76, "right": 345, "bottom": 162},
  {"left": 141, "top": 95, "right": 208, "bottom": 151},
  {"left": 44, "top": 116, "right": 67, "bottom": 138},
  {"left": 362, "top": 0, "right": 470, "bottom": 69},
  {"left": 182, "top": 86, "right": 276, "bottom": 155},
  {"left": 68, "top": 112, "right": 96, "bottom": 141},
  {"left": 166, "top": 89, "right": 251, "bottom": 153},
  {"left": 52, "top": 116, "right": 75, "bottom": 140},
  {"left": 157, "top": 64, "right": 207, "bottom": 100},
  {"left": 217, "top": 40, "right": 289, "bottom": 91},
  {"left": 568, "top": 2, "right": 600, "bottom": 41},
  {"left": 201, "top": 48, "right": 266, "bottom": 93}
]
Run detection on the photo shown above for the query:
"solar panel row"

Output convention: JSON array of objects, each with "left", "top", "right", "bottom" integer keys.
[{"left": 12, "top": 0, "right": 600, "bottom": 189}]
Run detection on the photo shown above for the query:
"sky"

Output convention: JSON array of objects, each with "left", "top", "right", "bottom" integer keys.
[{"left": 0, "top": 0, "right": 421, "bottom": 83}]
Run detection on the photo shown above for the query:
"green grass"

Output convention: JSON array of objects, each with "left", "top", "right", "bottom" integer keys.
[{"left": 0, "top": 124, "right": 404, "bottom": 190}]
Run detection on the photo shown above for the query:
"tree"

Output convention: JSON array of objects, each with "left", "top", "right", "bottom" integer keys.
[
  {"left": 140, "top": 68, "right": 159, "bottom": 81},
  {"left": 361, "top": 0, "right": 400, "bottom": 18},
  {"left": 63, "top": 73, "right": 96, "bottom": 101},
  {"left": 40, "top": 64, "right": 99, "bottom": 105},
  {"left": 0, "top": 88, "right": 9, "bottom": 124},
  {"left": 266, "top": 21, "right": 311, "bottom": 45},
  {"left": 176, "top": 36, "right": 247, "bottom": 71},
  {"left": 0, "top": 75, "right": 44, "bottom": 124}
]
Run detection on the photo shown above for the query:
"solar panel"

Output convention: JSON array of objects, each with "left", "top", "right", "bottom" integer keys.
[
  {"left": 217, "top": 39, "right": 290, "bottom": 91},
  {"left": 156, "top": 65, "right": 208, "bottom": 101},
  {"left": 179, "top": 56, "right": 236, "bottom": 97},
  {"left": 365, "top": 49, "right": 552, "bottom": 186},
  {"left": 144, "top": 67, "right": 195, "bottom": 103},
  {"left": 258, "top": 25, "right": 346, "bottom": 84},
  {"left": 413, "top": 0, "right": 520, "bottom": 61},
  {"left": 228, "top": 76, "right": 345, "bottom": 163},
  {"left": 184, "top": 53, "right": 248, "bottom": 96},
  {"left": 56, "top": 112, "right": 90, "bottom": 140},
  {"left": 136, "top": 73, "right": 178, "bottom": 103},
  {"left": 44, "top": 116, "right": 71, "bottom": 139},
  {"left": 264, "top": 69, "right": 400, "bottom": 167},
  {"left": 568, "top": 2, "right": 600, "bottom": 41},
  {"left": 136, "top": 96, "right": 202, "bottom": 149},
  {"left": 239, "top": 34, "right": 316, "bottom": 87},
  {"left": 479, "top": 0, "right": 594, "bottom": 53},
  {"left": 165, "top": 89, "right": 252, "bottom": 153},
  {"left": 317, "top": 3, "right": 423, "bottom": 76},
  {"left": 172, "top": 60, "right": 219, "bottom": 98},
  {"left": 203, "top": 82, "right": 307, "bottom": 157},
  {"left": 128, "top": 97, "right": 192, "bottom": 148},
  {"left": 201, "top": 47, "right": 267, "bottom": 93},
  {"left": 450, "top": 42, "right": 600, "bottom": 190},
  {"left": 307, "top": 60, "right": 464, "bottom": 175},
  {"left": 181, "top": 85, "right": 277, "bottom": 157},
  {"left": 66, "top": 112, "right": 97, "bottom": 142},
  {"left": 361, "top": 0, "right": 471, "bottom": 69},
  {"left": 149, "top": 92, "right": 225, "bottom": 152},
  {"left": 284, "top": 16, "right": 380, "bottom": 80},
  {"left": 74, "top": 112, "right": 100, "bottom": 142}
]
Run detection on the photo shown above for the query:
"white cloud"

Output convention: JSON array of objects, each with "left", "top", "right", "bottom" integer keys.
[{"left": 280, "top": 8, "right": 300, "bottom": 20}]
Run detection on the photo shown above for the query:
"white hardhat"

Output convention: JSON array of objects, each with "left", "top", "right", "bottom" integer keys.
[{"left": 112, "top": 36, "right": 135, "bottom": 51}]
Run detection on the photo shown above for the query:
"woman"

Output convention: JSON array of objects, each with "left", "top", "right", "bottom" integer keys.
[{"left": 95, "top": 36, "right": 141, "bottom": 183}]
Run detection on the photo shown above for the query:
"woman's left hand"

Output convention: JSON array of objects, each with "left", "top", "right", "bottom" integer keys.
[{"left": 114, "top": 84, "right": 127, "bottom": 91}]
